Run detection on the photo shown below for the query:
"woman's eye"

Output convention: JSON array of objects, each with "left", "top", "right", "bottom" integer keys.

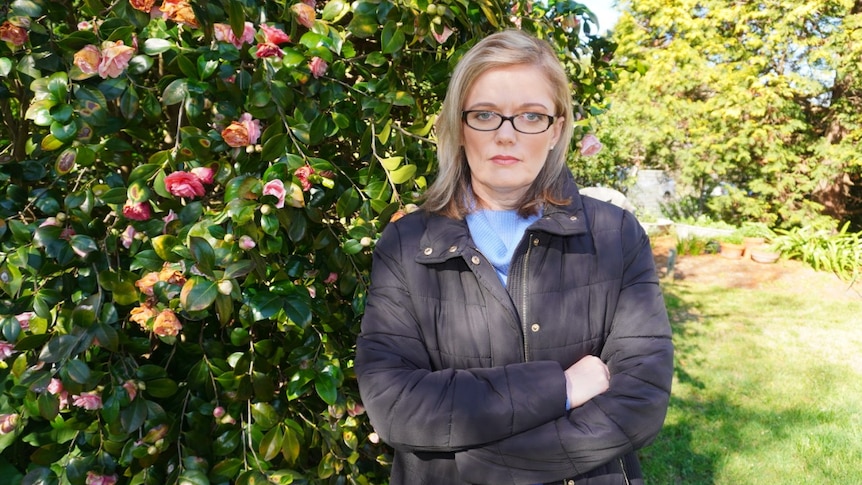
[
  {"left": 521, "top": 112, "right": 542, "bottom": 122},
  {"left": 475, "top": 111, "right": 496, "bottom": 121}
]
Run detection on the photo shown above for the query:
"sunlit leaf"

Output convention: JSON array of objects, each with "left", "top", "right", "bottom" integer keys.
[{"left": 181, "top": 275, "right": 218, "bottom": 312}]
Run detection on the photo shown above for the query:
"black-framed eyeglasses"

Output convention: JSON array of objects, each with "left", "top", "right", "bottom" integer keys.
[{"left": 461, "top": 110, "right": 556, "bottom": 134}]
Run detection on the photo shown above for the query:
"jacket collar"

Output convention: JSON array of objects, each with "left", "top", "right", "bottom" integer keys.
[{"left": 415, "top": 171, "right": 588, "bottom": 264}]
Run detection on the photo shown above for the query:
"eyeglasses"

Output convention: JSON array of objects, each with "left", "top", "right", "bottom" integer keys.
[{"left": 461, "top": 110, "right": 556, "bottom": 134}]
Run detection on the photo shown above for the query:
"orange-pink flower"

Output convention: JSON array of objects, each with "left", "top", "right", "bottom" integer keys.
[
  {"left": 221, "top": 113, "right": 261, "bottom": 147},
  {"left": 153, "top": 309, "right": 182, "bottom": 337},
  {"left": 98, "top": 40, "right": 135, "bottom": 79},
  {"left": 74, "top": 45, "right": 101, "bottom": 75},
  {"left": 135, "top": 272, "right": 160, "bottom": 296},
  {"left": 0, "top": 20, "right": 28, "bottom": 47},
  {"left": 85, "top": 472, "right": 118, "bottom": 485},
  {"left": 291, "top": 2, "right": 316, "bottom": 29},
  {"left": 164, "top": 171, "right": 205, "bottom": 198},
  {"left": 128, "top": 0, "right": 156, "bottom": 13},
  {"left": 129, "top": 304, "right": 157, "bottom": 330},
  {"left": 160, "top": 0, "right": 199, "bottom": 28}
]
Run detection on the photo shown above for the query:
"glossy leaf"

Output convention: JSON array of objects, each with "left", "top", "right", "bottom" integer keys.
[{"left": 181, "top": 275, "right": 218, "bottom": 312}]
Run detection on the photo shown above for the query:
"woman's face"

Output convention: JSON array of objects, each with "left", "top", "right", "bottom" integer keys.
[{"left": 462, "top": 64, "right": 563, "bottom": 210}]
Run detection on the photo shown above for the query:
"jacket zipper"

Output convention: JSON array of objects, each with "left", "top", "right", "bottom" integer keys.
[
  {"left": 520, "top": 233, "right": 534, "bottom": 362},
  {"left": 619, "top": 457, "right": 631, "bottom": 485}
]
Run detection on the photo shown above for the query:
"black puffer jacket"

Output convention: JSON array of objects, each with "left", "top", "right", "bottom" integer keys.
[{"left": 356, "top": 174, "right": 673, "bottom": 485}]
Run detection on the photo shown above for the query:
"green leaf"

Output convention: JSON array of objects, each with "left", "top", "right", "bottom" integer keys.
[
  {"left": 151, "top": 234, "right": 183, "bottom": 262},
  {"left": 224, "top": 260, "right": 254, "bottom": 280},
  {"left": 315, "top": 372, "right": 338, "bottom": 405},
  {"left": 143, "top": 38, "right": 173, "bottom": 55},
  {"left": 213, "top": 429, "right": 242, "bottom": 456},
  {"left": 176, "top": 471, "right": 209, "bottom": 485},
  {"left": 282, "top": 425, "right": 301, "bottom": 465},
  {"left": 245, "top": 291, "right": 283, "bottom": 321},
  {"left": 321, "top": 0, "right": 349, "bottom": 22},
  {"left": 64, "top": 359, "right": 91, "bottom": 384},
  {"left": 250, "top": 402, "right": 279, "bottom": 430},
  {"left": 189, "top": 237, "right": 215, "bottom": 276},
  {"left": 347, "top": 13, "right": 377, "bottom": 38},
  {"left": 381, "top": 21, "right": 406, "bottom": 54},
  {"left": 162, "top": 78, "right": 188, "bottom": 106},
  {"left": 98, "top": 269, "right": 139, "bottom": 306},
  {"left": 181, "top": 276, "right": 218, "bottom": 312},
  {"left": 259, "top": 426, "right": 283, "bottom": 461},
  {"left": 379, "top": 156, "right": 402, "bottom": 171},
  {"left": 145, "top": 378, "right": 178, "bottom": 398},
  {"left": 69, "top": 234, "right": 98, "bottom": 257}
]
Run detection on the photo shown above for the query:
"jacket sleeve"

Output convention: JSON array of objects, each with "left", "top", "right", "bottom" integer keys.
[
  {"left": 355, "top": 218, "right": 569, "bottom": 453},
  {"left": 455, "top": 211, "right": 674, "bottom": 484}
]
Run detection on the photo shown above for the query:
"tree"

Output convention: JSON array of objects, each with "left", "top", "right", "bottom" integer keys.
[
  {"left": 595, "top": 0, "right": 862, "bottom": 227},
  {"left": 0, "top": 1, "right": 612, "bottom": 483}
]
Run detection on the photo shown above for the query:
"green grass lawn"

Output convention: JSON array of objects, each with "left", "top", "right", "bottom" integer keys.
[{"left": 641, "top": 273, "right": 862, "bottom": 484}]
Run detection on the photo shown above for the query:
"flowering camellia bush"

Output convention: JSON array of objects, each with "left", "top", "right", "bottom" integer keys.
[{"left": 0, "top": 0, "right": 612, "bottom": 483}]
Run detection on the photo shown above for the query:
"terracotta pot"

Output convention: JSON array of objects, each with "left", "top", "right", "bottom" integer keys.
[
  {"left": 742, "top": 237, "right": 766, "bottom": 256},
  {"left": 720, "top": 242, "right": 745, "bottom": 259},
  {"left": 749, "top": 248, "right": 780, "bottom": 264}
]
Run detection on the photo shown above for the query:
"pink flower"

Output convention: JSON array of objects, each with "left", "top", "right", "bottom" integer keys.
[
  {"left": 164, "top": 171, "right": 205, "bottom": 198},
  {"left": 309, "top": 57, "right": 327, "bottom": 79},
  {"left": 579, "top": 134, "right": 603, "bottom": 157},
  {"left": 263, "top": 179, "right": 287, "bottom": 208},
  {"left": 291, "top": 3, "right": 316, "bottom": 29},
  {"left": 48, "top": 378, "right": 64, "bottom": 395},
  {"left": 15, "top": 311, "right": 34, "bottom": 331},
  {"left": 214, "top": 22, "right": 255, "bottom": 49},
  {"left": 213, "top": 406, "right": 226, "bottom": 418},
  {"left": 98, "top": 40, "right": 135, "bottom": 79},
  {"left": 123, "top": 201, "right": 152, "bottom": 221},
  {"left": 0, "top": 414, "right": 18, "bottom": 434},
  {"left": 324, "top": 272, "right": 338, "bottom": 284},
  {"left": 239, "top": 235, "right": 256, "bottom": 250},
  {"left": 432, "top": 26, "right": 454, "bottom": 44},
  {"left": 0, "top": 341, "right": 15, "bottom": 360},
  {"left": 74, "top": 45, "right": 101, "bottom": 75},
  {"left": 85, "top": 472, "right": 118, "bottom": 485},
  {"left": 72, "top": 391, "right": 103, "bottom": 410},
  {"left": 163, "top": 210, "right": 178, "bottom": 224},
  {"left": 260, "top": 24, "right": 290, "bottom": 45},
  {"left": 123, "top": 380, "right": 138, "bottom": 401},
  {"left": 255, "top": 42, "right": 283, "bottom": 59},
  {"left": 190, "top": 166, "right": 215, "bottom": 184},
  {"left": 77, "top": 21, "right": 94, "bottom": 31},
  {"left": 121, "top": 225, "right": 137, "bottom": 249},
  {"left": 294, "top": 166, "right": 315, "bottom": 191}
]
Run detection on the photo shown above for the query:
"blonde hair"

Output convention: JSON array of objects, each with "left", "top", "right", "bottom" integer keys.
[{"left": 422, "top": 29, "right": 575, "bottom": 218}]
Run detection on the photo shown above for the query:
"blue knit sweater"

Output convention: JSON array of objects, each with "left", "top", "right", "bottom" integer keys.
[{"left": 465, "top": 208, "right": 542, "bottom": 286}]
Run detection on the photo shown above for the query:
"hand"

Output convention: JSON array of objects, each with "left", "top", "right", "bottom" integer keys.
[{"left": 564, "top": 355, "right": 610, "bottom": 409}]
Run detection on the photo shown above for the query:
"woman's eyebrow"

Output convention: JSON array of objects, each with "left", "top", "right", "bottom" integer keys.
[{"left": 463, "top": 101, "right": 553, "bottom": 111}]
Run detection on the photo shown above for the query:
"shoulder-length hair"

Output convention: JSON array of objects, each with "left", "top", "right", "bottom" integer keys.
[{"left": 421, "top": 29, "right": 575, "bottom": 219}]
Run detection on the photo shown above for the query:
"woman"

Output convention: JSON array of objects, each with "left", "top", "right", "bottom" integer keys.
[{"left": 355, "top": 30, "right": 673, "bottom": 485}]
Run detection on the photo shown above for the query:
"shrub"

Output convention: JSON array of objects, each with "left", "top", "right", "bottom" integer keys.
[
  {"left": 0, "top": 0, "right": 611, "bottom": 483},
  {"left": 771, "top": 222, "right": 862, "bottom": 281}
]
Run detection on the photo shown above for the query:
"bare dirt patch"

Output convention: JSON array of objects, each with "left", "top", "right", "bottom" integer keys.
[{"left": 651, "top": 236, "right": 862, "bottom": 301}]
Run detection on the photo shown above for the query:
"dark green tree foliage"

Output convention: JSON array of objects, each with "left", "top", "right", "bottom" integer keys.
[
  {"left": 0, "top": 0, "right": 612, "bottom": 483},
  {"left": 596, "top": 0, "right": 862, "bottom": 227}
]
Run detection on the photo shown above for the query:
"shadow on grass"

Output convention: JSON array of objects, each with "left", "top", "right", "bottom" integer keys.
[{"left": 643, "top": 282, "right": 855, "bottom": 484}]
